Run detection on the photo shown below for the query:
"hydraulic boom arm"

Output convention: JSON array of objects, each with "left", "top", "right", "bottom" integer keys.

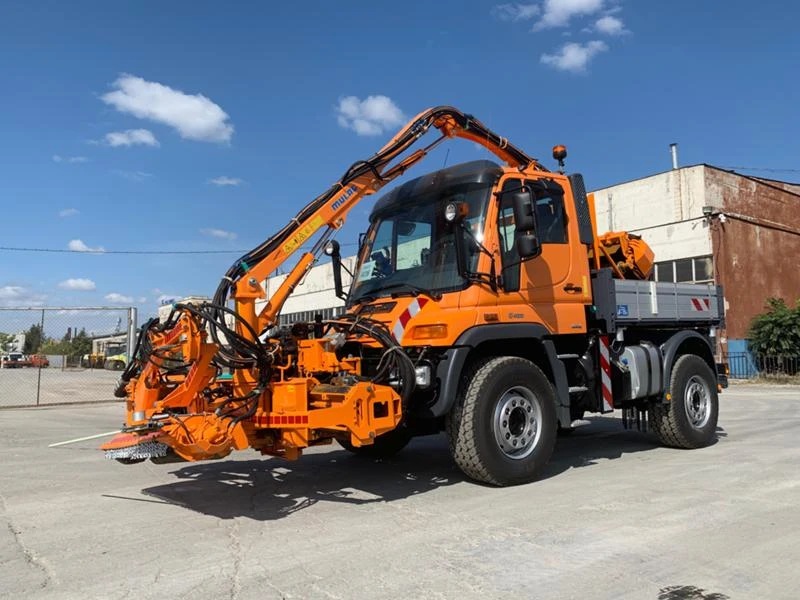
[
  {"left": 225, "top": 106, "right": 547, "bottom": 332},
  {"left": 102, "top": 107, "right": 550, "bottom": 464}
]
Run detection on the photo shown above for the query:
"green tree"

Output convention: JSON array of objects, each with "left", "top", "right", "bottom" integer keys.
[
  {"left": 0, "top": 332, "right": 14, "bottom": 353},
  {"left": 40, "top": 339, "right": 71, "bottom": 355},
  {"left": 22, "top": 324, "right": 44, "bottom": 354},
  {"left": 747, "top": 298, "right": 800, "bottom": 357},
  {"left": 70, "top": 328, "right": 92, "bottom": 359}
]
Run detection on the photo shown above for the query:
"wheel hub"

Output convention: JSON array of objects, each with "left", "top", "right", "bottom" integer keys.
[
  {"left": 493, "top": 386, "right": 542, "bottom": 460},
  {"left": 684, "top": 375, "right": 711, "bottom": 429}
]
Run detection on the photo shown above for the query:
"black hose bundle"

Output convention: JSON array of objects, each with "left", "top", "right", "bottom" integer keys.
[{"left": 325, "top": 315, "right": 417, "bottom": 408}]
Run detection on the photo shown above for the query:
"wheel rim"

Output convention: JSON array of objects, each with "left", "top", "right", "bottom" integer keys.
[
  {"left": 684, "top": 375, "right": 711, "bottom": 429},
  {"left": 492, "top": 386, "right": 542, "bottom": 460}
]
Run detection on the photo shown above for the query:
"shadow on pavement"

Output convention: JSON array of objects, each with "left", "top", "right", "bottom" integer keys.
[
  {"left": 142, "top": 435, "right": 464, "bottom": 521},
  {"left": 140, "top": 417, "right": 721, "bottom": 520}
]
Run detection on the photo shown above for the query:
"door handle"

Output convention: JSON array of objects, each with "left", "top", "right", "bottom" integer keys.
[{"left": 563, "top": 283, "right": 582, "bottom": 293}]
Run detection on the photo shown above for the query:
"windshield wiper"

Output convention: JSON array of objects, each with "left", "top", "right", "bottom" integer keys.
[{"left": 377, "top": 282, "right": 442, "bottom": 301}]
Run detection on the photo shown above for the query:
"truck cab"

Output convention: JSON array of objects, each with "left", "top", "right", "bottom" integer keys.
[{"left": 337, "top": 159, "right": 724, "bottom": 485}]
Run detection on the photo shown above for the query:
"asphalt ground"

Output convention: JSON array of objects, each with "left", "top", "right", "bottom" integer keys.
[
  {"left": 0, "top": 369, "right": 119, "bottom": 408},
  {"left": 1, "top": 384, "right": 798, "bottom": 599}
]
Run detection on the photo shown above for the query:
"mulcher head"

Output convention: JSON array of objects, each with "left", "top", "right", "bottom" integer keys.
[{"left": 101, "top": 431, "right": 169, "bottom": 463}]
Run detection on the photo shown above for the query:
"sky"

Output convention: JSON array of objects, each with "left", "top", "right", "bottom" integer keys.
[{"left": 1, "top": 0, "right": 798, "bottom": 327}]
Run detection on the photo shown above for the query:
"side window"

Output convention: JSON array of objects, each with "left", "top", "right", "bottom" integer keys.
[
  {"left": 530, "top": 184, "right": 567, "bottom": 244},
  {"left": 497, "top": 179, "right": 521, "bottom": 292}
]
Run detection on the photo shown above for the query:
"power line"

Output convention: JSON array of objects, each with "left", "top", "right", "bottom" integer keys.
[
  {"left": 0, "top": 246, "right": 243, "bottom": 255},
  {"left": 0, "top": 242, "right": 360, "bottom": 256}
]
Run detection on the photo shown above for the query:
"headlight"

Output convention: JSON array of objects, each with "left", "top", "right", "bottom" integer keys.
[
  {"left": 415, "top": 365, "right": 431, "bottom": 388},
  {"left": 323, "top": 240, "right": 340, "bottom": 256},
  {"left": 443, "top": 201, "right": 468, "bottom": 223}
]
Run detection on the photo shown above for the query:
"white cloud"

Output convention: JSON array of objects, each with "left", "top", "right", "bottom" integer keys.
[
  {"left": 0, "top": 285, "right": 47, "bottom": 307},
  {"left": 58, "top": 278, "right": 96, "bottom": 291},
  {"left": 137, "top": 296, "right": 147, "bottom": 304},
  {"left": 53, "top": 155, "right": 89, "bottom": 164},
  {"left": 534, "top": 0, "right": 605, "bottom": 30},
  {"left": 336, "top": 95, "right": 405, "bottom": 136},
  {"left": 594, "top": 15, "right": 627, "bottom": 35},
  {"left": 101, "top": 74, "right": 234, "bottom": 143},
  {"left": 200, "top": 228, "right": 237, "bottom": 240},
  {"left": 104, "top": 129, "right": 159, "bottom": 147},
  {"left": 208, "top": 176, "right": 243, "bottom": 186},
  {"left": 491, "top": 3, "right": 540, "bottom": 21},
  {"left": 59, "top": 208, "right": 79, "bottom": 218},
  {"left": 68, "top": 239, "right": 106, "bottom": 253},
  {"left": 111, "top": 169, "right": 153, "bottom": 182},
  {"left": 157, "top": 294, "right": 180, "bottom": 305},
  {"left": 105, "top": 292, "right": 134, "bottom": 304},
  {"left": 541, "top": 40, "right": 608, "bottom": 72}
]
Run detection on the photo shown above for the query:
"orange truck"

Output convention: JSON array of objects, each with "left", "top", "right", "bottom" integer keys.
[{"left": 103, "top": 107, "right": 726, "bottom": 486}]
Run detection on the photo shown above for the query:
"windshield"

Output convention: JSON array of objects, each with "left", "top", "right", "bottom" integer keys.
[{"left": 350, "top": 182, "right": 492, "bottom": 303}]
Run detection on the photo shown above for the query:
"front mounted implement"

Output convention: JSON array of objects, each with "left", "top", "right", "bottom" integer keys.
[{"left": 102, "top": 308, "right": 409, "bottom": 463}]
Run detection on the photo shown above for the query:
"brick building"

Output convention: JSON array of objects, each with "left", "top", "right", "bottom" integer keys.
[{"left": 591, "top": 165, "right": 800, "bottom": 357}]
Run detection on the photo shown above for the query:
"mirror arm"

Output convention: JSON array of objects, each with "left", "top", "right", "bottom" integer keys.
[{"left": 459, "top": 222, "right": 500, "bottom": 291}]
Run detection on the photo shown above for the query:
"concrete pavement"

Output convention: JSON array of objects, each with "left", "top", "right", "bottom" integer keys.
[{"left": 1, "top": 384, "right": 798, "bottom": 599}]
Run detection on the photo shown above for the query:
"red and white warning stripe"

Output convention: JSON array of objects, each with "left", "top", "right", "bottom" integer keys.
[
  {"left": 598, "top": 335, "right": 614, "bottom": 412},
  {"left": 391, "top": 297, "right": 429, "bottom": 343},
  {"left": 690, "top": 297, "right": 711, "bottom": 312}
]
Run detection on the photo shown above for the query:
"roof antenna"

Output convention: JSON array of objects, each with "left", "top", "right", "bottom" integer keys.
[{"left": 552, "top": 145, "right": 567, "bottom": 174}]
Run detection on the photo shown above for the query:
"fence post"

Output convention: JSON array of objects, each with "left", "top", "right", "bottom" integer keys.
[
  {"left": 35, "top": 308, "right": 45, "bottom": 406},
  {"left": 127, "top": 307, "right": 137, "bottom": 363}
]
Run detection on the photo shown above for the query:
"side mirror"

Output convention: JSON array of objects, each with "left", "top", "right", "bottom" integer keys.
[
  {"left": 510, "top": 189, "right": 542, "bottom": 259},
  {"left": 511, "top": 190, "right": 535, "bottom": 231},
  {"left": 516, "top": 232, "right": 542, "bottom": 259},
  {"left": 324, "top": 240, "right": 347, "bottom": 300}
]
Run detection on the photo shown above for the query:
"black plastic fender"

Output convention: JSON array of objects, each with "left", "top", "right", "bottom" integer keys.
[
  {"left": 659, "top": 330, "right": 716, "bottom": 399},
  {"left": 421, "top": 324, "right": 571, "bottom": 427}
]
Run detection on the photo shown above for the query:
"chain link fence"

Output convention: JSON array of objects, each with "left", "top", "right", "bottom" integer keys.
[{"left": 0, "top": 307, "right": 137, "bottom": 408}]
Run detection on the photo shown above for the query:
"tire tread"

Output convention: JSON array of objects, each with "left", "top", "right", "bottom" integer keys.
[
  {"left": 652, "top": 354, "right": 717, "bottom": 449},
  {"left": 447, "top": 356, "right": 554, "bottom": 486}
]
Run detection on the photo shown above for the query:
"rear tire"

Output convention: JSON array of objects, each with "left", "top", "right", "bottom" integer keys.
[
  {"left": 337, "top": 425, "right": 412, "bottom": 458},
  {"left": 446, "top": 356, "right": 557, "bottom": 486},
  {"left": 652, "top": 354, "right": 719, "bottom": 449}
]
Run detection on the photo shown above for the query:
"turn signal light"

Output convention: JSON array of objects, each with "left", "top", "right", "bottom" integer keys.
[{"left": 411, "top": 324, "right": 448, "bottom": 340}]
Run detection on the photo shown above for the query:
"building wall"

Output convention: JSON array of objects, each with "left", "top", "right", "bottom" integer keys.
[
  {"left": 591, "top": 166, "right": 712, "bottom": 262},
  {"left": 705, "top": 168, "right": 800, "bottom": 340},
  {"left": 259, "top": 257, "right": 356, "bottom": 321}
]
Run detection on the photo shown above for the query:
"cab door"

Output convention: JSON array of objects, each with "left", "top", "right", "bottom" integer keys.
[{"left": 494, "top": 176, "right": 590, "bottom": 334}]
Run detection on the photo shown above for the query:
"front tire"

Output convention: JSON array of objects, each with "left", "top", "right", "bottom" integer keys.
[
  {"left": 447, "top": 356, "right": 557, "bottom": 486},
  {"left": 652, "top": 354, "right": 719, "bottom": 449}
]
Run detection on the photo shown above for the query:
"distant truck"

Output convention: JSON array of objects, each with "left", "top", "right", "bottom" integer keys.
[
  {"left": 81, "top": 341, "right": 128, "bottom": 371},
  {"left": 0, "top": 353, "right": 50, "bottom": 368}
]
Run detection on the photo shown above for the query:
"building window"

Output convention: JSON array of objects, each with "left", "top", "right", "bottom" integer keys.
[
  {"left": 656, "top": 262, "right": 675, "bottom": 283},
  {"left": 277, "top": 305, "right": 348, "bottom": 326},
  {"left": 653, "top": 255, "right": 714, "bottom": 284}
]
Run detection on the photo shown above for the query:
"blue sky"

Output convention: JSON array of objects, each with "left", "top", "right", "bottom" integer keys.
[{"left": 1, "top": 0, "right": 798, "bottom": 323}]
